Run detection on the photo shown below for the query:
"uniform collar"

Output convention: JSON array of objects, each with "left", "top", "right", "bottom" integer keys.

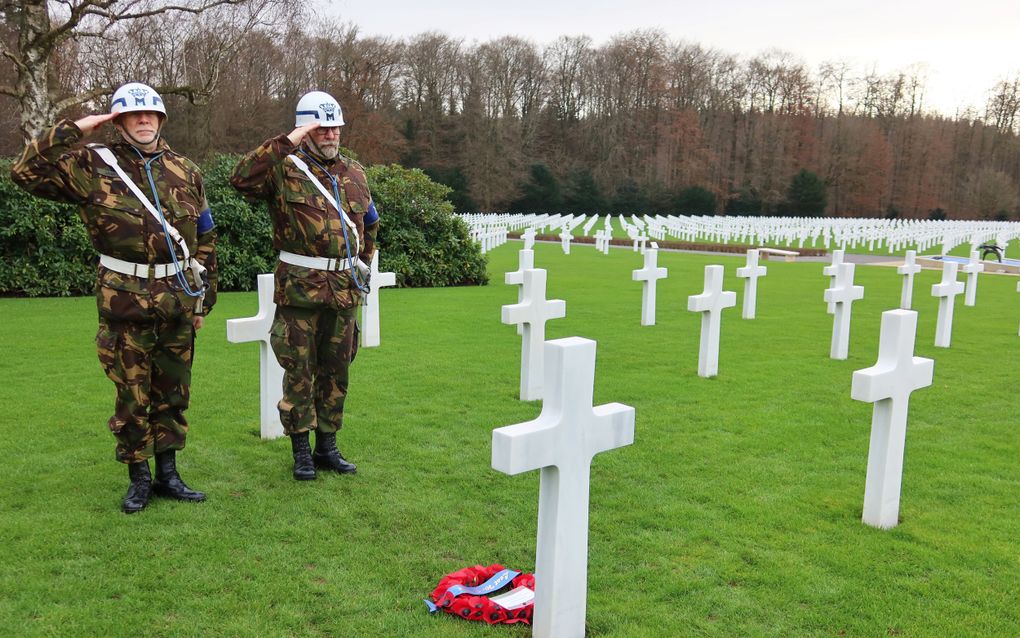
[{"left": 110, "top": 136, "right": 171, "bottom": 159}]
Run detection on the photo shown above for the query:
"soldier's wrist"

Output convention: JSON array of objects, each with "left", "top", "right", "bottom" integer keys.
[{"left": 272, "top": 134, "right": 298, "bottom": 154}]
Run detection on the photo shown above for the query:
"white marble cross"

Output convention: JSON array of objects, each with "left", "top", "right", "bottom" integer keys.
[
  {"left": 522, "top": 227, "right": 537, "bottom": 250},
  {"left": 961, "top": 250, "right": 984, "bottom": 307},
  {"left": 360, "top": 252, "right": 396, "bottom": 348},
  {"left": 632, "top": 234, "right": 647, "bottom": 253},
  {"left": 687, "top": 265, "right": 737, "bottom": 377},
  {"left": 823, "top": 262, "right": 864, "bottom": 360},
  {"left": 735, "top": 249, "right": 767, "bottom": 320},
  {"left": 631, "top": 243, "right": 668, "bottom": 326},
  {"left": 560, "top": 228, "right": 573, "bottom": 255},
  {"left": 931, "top": 262, "right": 965, "bottom": 348},
  {"left": 492, "top": 337, "right": 635, "bottom": 638},
  {"left": 226, "top": 273, "right": 284, "bottom": 440},
  {"left": 897, "top": 250, "right": 922, "bottom": 309},
  {"left": 851, "top": 309, "right": 934, "bottom": 529},
  {"left": 501, "top": 269, "right": 567, "bottom": 400},
  {"left": 823, "top": 249, "right": 845, "bottom": 314},
  {"left": 506, "top": 248, "right": 536, "bottom": 336}
]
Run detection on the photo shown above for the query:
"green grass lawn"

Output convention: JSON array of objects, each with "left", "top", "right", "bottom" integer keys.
[{"left": 1, "top": 243, "right": 1018, "bottom": 637}]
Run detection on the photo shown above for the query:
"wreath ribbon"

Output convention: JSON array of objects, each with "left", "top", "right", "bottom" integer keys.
[{"left": 425, "top": 564, "right": 535, "bottom": 625}]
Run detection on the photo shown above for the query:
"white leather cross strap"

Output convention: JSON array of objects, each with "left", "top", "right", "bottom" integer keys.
[
  {"left": 100, "top": 254, "right": 182, "bottom": 278},
  {"left": 286, "top": 154, "right": 361, "bottom": 251},
  {"left": 88, "top": 144, "right": 207, "bottom": 291},
  {"left": 89, "top": 145, "right": 192, "bottom": 262},
  {"left": 278, "top": 250, "right": 351, "bottom": 271}
]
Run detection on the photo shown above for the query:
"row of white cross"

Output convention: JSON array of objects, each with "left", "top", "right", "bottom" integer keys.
[
  {"left": 460, "top": 213, "right": 1020, "bottom": 262},
  {"left": 497, "top": 248, "right": 636, "bottom": 636},
  {"left": 509, "top": 241, "right": 994, "bottom": 388}
]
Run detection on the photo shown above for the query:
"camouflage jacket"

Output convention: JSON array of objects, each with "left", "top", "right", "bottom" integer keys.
[
  {"left": 230, "top": 135, "right": 379, "bottom": 310},
  {"left": 10, "top": 120, "right": 218, "bottom": 320}
]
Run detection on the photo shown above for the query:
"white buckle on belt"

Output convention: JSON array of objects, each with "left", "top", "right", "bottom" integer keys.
[{"left": 278, "top": 251, "right": 351, "bottom": 272}]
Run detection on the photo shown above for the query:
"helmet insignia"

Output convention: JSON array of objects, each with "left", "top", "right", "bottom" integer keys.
[{"left": 128, "top": 87, "right": 149, "bottom": 106}]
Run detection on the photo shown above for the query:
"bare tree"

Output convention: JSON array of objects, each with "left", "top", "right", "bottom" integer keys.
[
  {"left": 986, "top": 74, "right": 1019, "bottom": 135},
  {"left": 1, "top": 0, "right": 289, "bottom": 141}
]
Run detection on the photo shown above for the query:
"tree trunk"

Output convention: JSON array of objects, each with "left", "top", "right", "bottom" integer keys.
[{"left": 12, "top": 0, "right": 58, "bottom": 141}]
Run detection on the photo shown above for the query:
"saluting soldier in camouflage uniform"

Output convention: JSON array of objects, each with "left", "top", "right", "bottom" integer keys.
[
  {"left": 230, "top": 90, "right": 379, "bottom": 481},
  {"left": 11, "top": 82, "right": 217, "bottom": 513}
]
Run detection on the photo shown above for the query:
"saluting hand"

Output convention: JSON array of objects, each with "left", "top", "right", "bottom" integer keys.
[
  {"left": 74, "top": 112, "right": 118, "bottom": 135},
  {"left": 287, "top": 122, "right": 320, "bottom": 146}
]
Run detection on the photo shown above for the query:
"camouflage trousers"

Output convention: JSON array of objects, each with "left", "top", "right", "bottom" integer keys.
[
  {"left": 95, "top": 317, "right": 194, "bottom": 464},
  {"left": 269, "top": 305, "right": 358, "bottom": 435}
]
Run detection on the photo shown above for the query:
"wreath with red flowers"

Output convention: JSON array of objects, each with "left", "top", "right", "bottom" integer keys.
[{"left": 426, "top": 564, "right": 536, "bottom": 625}]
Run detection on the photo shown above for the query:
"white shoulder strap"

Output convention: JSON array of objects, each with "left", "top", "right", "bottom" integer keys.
[
  {"left": 88, "top": 144, "right": 191, "bottom": 262},
  {"left": 287, "top": 154, "right": 360, "bottom": 250}
]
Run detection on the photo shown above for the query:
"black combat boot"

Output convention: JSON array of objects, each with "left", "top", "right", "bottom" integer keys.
[
  {"left": 122, "top": 460, "right": 152, "bottom": 514},
  {"left": 152, "top": 450, "right": 206, "bottom": 502},
  {"left": 313, "top": 430, "right": 357, "bottom": 474},
  {"left": 291, "top": 431, "right": 316, "bottom": 481}
]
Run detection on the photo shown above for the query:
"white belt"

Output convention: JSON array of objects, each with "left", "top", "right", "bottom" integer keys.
[
  {"left": 278, "top": 251, "right": 352, "bottom": 272},
  {"left": 100, "top": 254, "right": 182, "bottom": 278}
]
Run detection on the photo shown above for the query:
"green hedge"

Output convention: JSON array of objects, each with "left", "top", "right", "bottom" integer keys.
[
  {"left": 0, "top": 159, "right": 95, "bottom": 296},
  {"left": 366, "top": 163, "right": 487, "bottom": 287},
  {"left": 0, "top": 156, "right": 487, "bottom": 296},
  {"left": 201, "top": 154, "right": 276, "bottom": 292}
]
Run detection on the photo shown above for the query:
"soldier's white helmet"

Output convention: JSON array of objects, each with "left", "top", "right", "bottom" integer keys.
[
  {"left": 110, "top": 82, "right": 167, "bottom": 120},
  {"left": 295, "top": 91, "right": 344, "bottom": 127}
]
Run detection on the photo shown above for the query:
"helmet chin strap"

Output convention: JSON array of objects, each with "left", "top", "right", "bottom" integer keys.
[{"left": 116, "top": 118, "right": 162, "bottom": 153}]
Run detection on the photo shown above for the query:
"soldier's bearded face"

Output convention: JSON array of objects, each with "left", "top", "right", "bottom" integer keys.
[
  {"left": 308, "top": 126, "right": 340, "bottom": 159},
  {"left": 116, "top": 111, "right": 162, "bottom": 149}
]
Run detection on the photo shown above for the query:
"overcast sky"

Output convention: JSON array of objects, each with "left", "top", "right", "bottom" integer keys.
[{"left": 314, "top": 0, "right": 1019, "bottom": 117}]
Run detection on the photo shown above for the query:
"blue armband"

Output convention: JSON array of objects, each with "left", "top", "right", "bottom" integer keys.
[
  {"left": 365, "top": 200, "right": 379, "bottom": 225},
  {"left": 197, "top": 208, "right": 215, "bottom": 233}
]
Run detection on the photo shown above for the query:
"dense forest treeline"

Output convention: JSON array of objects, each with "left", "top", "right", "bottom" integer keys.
[{"left": 2, "top": 3, "right": 1018, "bottom": 218}]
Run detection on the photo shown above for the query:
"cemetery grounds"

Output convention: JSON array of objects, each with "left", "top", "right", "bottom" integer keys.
[{"left": 0, "top": 241, "right": 1017, "bottom": 637}]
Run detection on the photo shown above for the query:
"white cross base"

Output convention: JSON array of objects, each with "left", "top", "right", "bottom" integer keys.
[
  {"left": 931, "top": 262, "right": 965, "bottom": 348},
  {"left": 851, "top": 309, "right": 934, "bottom": 529},
  {"left": 501, "top": 269, "right": 566, "bottom": 400},
  {"left": 687, "top": 265, "right": 737, "bottom": 377},
  {"left": 823, "top": 249, "right": 845, "bottom": 314},
  {"left": 631, "top": 244, "right": 667, "bottom": 326},
  {"left": 961, "top": 250, "right": 984, "bottom": 307},
  {"left": 226, "top": 273, "right": 284, "bottom": 440},
  {"left": 492, "top": 337, "right": 635, "bottom": 638},
  {"left": 897, "top": 250, "right": 922, "bottom": 309},
  {"left": 735, "top": 249, "right": 767, "bottom": 319},
  {"left": 823, "top": 262, "right": 864, "bottom": 360},
  {"left": 360, "top": 251, "right": 396, "bottom": 348}
]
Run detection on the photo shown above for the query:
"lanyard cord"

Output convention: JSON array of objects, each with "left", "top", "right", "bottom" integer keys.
[
  {"left": 298, "top": 149, "right": 369, "bottom": 293},
  {"left": 132, "top": 147, "right": 203, "bottom": 297}
]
